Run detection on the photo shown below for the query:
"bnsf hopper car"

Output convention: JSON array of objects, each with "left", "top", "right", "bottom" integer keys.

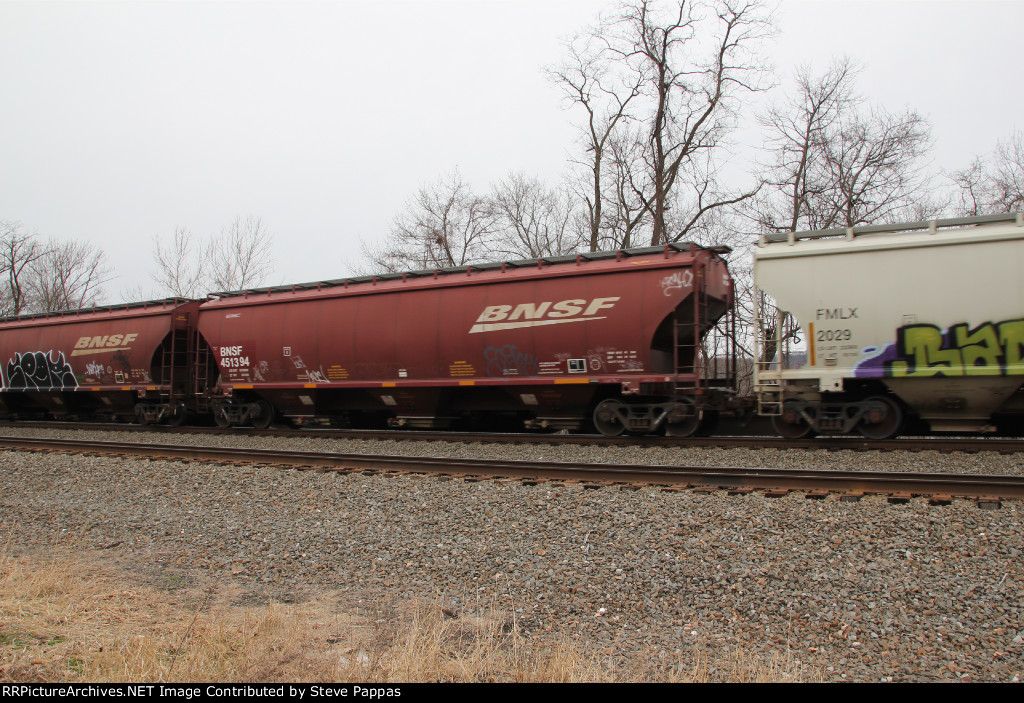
[
  {"left": 197, "top": 243, "right": 736, "bottom": 436},
  {"left": 754, "top": 213, "right": 1024, "bottom": 437},
  {"left": 0, "top": 299, "right": 203, "bottom": 424}
]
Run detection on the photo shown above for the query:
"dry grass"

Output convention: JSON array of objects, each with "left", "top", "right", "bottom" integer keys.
[{"left": 0, "top": 540, "right": 815, "bottom": 682}]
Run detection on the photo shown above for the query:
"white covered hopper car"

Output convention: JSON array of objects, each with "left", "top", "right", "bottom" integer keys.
[{"left": 754, "top": 213, "right": 1024, "bottom": 437}]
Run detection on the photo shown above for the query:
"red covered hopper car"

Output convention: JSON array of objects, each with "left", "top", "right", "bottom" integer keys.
[
  {"left": 197, "top": 243, "right": 737, "bottom": 436},
  {"left": 0, "top": 299, "right": 202, "bottom": 424}
]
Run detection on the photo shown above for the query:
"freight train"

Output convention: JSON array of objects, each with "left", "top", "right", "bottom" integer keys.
[{"left": 0, "top": 213, "right": 1021, "bottom": 438}]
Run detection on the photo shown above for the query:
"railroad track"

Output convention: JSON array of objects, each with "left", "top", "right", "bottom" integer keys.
[
  {"left": 3, "top": 420, "right": 1024, "bottom": 453},
  {"left": 1, "top": 435, "right": 1019, "bottom": 507}
]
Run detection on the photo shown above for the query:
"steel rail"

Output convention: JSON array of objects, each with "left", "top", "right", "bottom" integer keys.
[
  {"left": 2, "top": 435, "right": 1021, "bottom": 502},
  {"left": 2, "top": 421, "right": 1023, "bottom": 454}
]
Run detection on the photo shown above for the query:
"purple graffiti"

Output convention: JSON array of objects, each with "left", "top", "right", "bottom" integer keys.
[{"left": 484, "top": 345, "right": 539, "bottom": 377}]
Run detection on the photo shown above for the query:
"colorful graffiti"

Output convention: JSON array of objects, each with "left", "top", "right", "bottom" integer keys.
[
  {"left": 855, "top": 318, "right": 1024, "bottom": 378},
  {"left": 5, "top": 351, "right": 79, "bottom": 390}
]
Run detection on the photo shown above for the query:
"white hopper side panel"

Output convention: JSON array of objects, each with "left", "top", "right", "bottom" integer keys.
[{"left": 754, "top": 219, "right": 1024, "bottom": 429}]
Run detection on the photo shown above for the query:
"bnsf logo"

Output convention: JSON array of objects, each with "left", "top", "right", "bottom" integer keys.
[
  {"left": 71, "top": 333, "right": 139, "bottom": 356},
  {"left": 469, "top": 297, "right": 620, "bottom": 334}
]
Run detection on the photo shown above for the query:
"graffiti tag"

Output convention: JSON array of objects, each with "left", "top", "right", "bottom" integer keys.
[
  {"left": 855, "top": 318, "right": 1024, "bottom": 378},
  {"left": 660, "top": 270, "right": 693, "bottom": 296},
  {"left": 5, "top": 351, "right": 79, "bottom": 390},
  {"left": 305, "top": 368, "right": 329, "bottom": 383},
  {"left": 252, "top": 360, "right": 270, "bottom": 382},
  {"left": 112, "top": 350, "right": 131, "bottom": 371},
  {"left": 484, "top": 345, "right": 539, "bottom": 377}
]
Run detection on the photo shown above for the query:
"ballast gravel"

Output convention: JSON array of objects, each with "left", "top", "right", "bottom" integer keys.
[{"left": 1, "top": 431, "right": 1022, "bottom": 682}]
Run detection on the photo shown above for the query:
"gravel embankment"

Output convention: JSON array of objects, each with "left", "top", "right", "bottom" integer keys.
[{"left": 1, "top": 437, "right": 1022, "bottom": 682}]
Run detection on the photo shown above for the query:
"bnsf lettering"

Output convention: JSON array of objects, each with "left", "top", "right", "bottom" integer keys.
[
  {"left": 548, "top": 299, "right": 585, "bottom": 318},
  {"left": 509, "top": 302, "right": 552, "bottom": 320},
  {"left": 73, "top": 333, "right": 138, "bottom": 349},
  {"left": 219, "top": 346, "right": 249, "bottom": 369},
  {"left": 475, "top": 297, "right": 620, "bottom": 323},
  {"left": 583, "top": 298, "right": 619, "bottom": 316},
  {"left": 477, "top": 305, "right": 512, "bottom": 323}
]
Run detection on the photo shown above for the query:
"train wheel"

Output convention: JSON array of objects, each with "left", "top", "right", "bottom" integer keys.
[
  {"left": 213, "top": 405, "right": 231, "bottom": 428},
  {"left": 665, "top": 399, "right": 701, "bottom": 437},
  {"left": 252, "top": 399, "right": 274, "bottom": 429},
  {"left": 856, "top": 396, "right": 904, "bottom": 440},
  {"left": 695, "top": 409, "right": 720, "bottom": 437},
  {"left": 593, "top": 399, "right": 627, "bottom": 437},
  {"left": 771, "top": 403, "right": 815, "bottom": 439},
  {"left": 167, "top": 403, "right": 187, "bottom": 427}
]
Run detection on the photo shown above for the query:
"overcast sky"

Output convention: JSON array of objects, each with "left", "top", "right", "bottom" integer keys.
[{"left": 1, "top": 0, "right": 1021, "bottom": 299}]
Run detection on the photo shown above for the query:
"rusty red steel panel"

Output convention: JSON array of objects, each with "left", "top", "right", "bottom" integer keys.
[
  {"left": 0, "top": 300, "right": 201, "bottom": 392},
  {"left": 197, "top": 247, "right": 733, "bottom": 395}
]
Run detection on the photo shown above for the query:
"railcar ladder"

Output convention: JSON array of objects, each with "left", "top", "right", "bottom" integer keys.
[
  {"left": 753, "top": 307, "right": 792, "bottom": 417},
  {"left": 192, "top": 333, "right": 213, "bottom": 413},
  {"left": 671, "top": 259, "right": 741, "bottom": 405},
  {"left": 159, "top": 311, "right": 193, "bottom": 403},
  {"left": 672, "top": 264, "right": 709, "bottom": 396}
]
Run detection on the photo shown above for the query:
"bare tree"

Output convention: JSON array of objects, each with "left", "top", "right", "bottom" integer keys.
[
  {"left": 149, "top": 216, "right": 274, "bottom": 297},
  {"left": 947, "top": 156, "right": 988, "bottom": 217},
  {"left": 361, "top": 171, "right": 500, "bottom": 273},
  {"left": 0, "top": 221, "right": 48, "bottom": 316},
  {"left": 752, "top": 59, "right": 932, "bottom": 234},
  {"left": 26, "top": 239, "right": 111, "bottom": 312},
  {"left": 751, "top": 58, "right": 859, "bottom": 235},
  {"left": 664, "top": 150, "right": 761, "bottom": 246},
  {"left": 551, "top": 1, "right": 771, "bottom": 250},
  {"left": 550, "top": 30, "right": 644, "bottom": 251},
  {"left": 152, "top": 226, "right": 205, "bottom": 298},
  {"left": 988, "top": 130, "right": 1024, "bottom": 212},
  {"left": 949, "top": 130, "right": 1024, "bottom": 215},
  {"left": 818, "top": 106, "right": 931, "bottom": 227},
  {"left": 606, "top": 0, "right": 772, "bottom": 245},
  {"left": 490, "top": 173, "right": 584, "bottom": 259},
  {"left": 602, "top": 126, "right": 650, "bottom": 248},
  {"left": 206, "top": 216, "right": 275, "bottom": 292}
]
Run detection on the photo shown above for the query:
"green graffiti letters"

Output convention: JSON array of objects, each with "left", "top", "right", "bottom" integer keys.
[
  {"left": 890, "top": 319, "right": 1024, "bottom": 377},
  {"left": 1001, "top": 320, "right": 1024, "bottom": 375}
]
